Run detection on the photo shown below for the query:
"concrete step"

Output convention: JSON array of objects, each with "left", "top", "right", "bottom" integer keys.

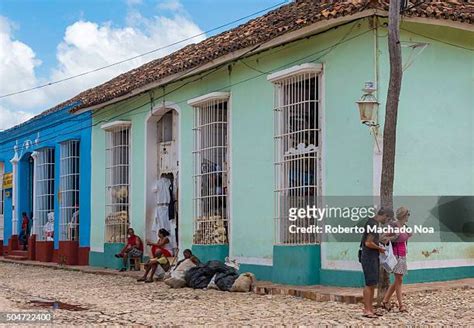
[
  {"left": 5, "top": 255, "right": 28, "bottom": 261},
  {"left": 10, "top": 250, "right": 28, "bottom": 257}
]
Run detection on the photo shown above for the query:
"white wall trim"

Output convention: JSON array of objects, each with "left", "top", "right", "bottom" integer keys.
[
  {"left": 91, "top": 245, "right": 103, "bottom": 253},
  {"left": 228, "top": 94, "right": 234, "bottom": 256},
  {"left": 267, "top": 63, "right": 323, "bottom": 83},
  {"left": 233, "top": 256, "right": 273, "bottom": 266},
  {"left": 373, "top": 135, "right": 383, "bottom": 202},
  {"left": 100, "top": 120, "right": 132, "bottom": 131},
  {"left": 187, "top": 92, "right": 230, "bottom": 107},
  {"left": 31, "top": 151, "right": 38, "bottom": 235},
  {"left": 144, "top": 101, "right": 182, "bottom": 250},
  {"left": 9, "top": 156, "right": 18, "bottom": 235},
  {"left": 402, "top": 16, "right": 474, "bottom": 33}
]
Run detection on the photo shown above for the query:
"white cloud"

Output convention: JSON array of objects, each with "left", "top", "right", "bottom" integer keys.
[
  {"left": 0, "top": 16, "right": 45, "bottom": 117},
  {"left": 0, "top": 105, "right": 34, "bottom": 131},
  {"left": 126, "top": 0, "right": 142, "bottom": 5},
  {"left": 0, "top": 1, "right": 205, "bottom": 130},
  {"left": 157, "top": 0, "right": 184, "bottom": 12}
]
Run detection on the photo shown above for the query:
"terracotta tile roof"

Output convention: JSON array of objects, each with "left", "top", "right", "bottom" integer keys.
[{"left": 43, "top": 0, "right": 474, "bottom": 114}]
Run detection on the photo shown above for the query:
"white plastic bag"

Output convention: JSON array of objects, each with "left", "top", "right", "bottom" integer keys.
[
  {"left": 224, "top": 257, "right": 240, "bottom": 270},
  {"left": 380, "top": 242, "right": 397, "bottom": 273},
  {"left": 207, "top": 273, "right": 219, "bottom": 290}
]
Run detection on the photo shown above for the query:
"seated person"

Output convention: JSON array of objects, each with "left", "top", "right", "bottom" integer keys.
[
  {"left": 175, "top": 249, "right": 200, "bottom": 268},
  {"left": 115, "top": 228, "right": 143, "bottom": 272},
  {"left": 137, "top": 250, "right": 170, "bottom": 283},
  {"left": 146, "top": 228, "right": 173, "bottom": 258}
]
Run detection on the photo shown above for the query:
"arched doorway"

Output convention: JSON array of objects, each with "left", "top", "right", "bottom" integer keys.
[
  {"left": 145, "top": 105, "right": 179, "bottom": 255},
  {"left": 17, "top": 152, "right": 35, "bottom": 249}
]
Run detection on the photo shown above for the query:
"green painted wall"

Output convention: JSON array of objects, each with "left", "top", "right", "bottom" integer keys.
[
  {"left": 273, "top": 245, "right": 321, "bottom": 285},
  {"left": 192, "top": 244, "right": 229, "bottom": 263},
  {"left": 87, "top": 17, "right": 473, "bottom": 285},
  {"left": 90, "top": 20, "right": 375, "bottom": 261},
  {"left": 323, "top": 20, "right": 474, "bottom": 272}
]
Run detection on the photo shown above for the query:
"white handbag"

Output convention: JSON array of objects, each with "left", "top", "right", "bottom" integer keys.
[{"left": 380, "top": 242, "right": 398, "bottom": 273}]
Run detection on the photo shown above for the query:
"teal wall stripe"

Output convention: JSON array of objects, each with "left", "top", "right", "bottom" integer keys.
[{"left": 239, "top": 263, "right": 273, "bottom": 282}]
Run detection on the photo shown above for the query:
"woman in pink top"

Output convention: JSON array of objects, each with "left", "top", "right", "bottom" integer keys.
[{"left": 382, "top": 207, "right": 412, "bottom": 313}]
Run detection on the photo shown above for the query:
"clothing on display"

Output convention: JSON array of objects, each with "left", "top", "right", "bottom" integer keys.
[
  {"left": 153, "top": 177, "right": 171, "bottom": 204},
  {"left": 44, "top": 212, "right": 55, "bottom": 241},
  {"left": 152, "top": 176, "right": 177, "bottom": 250}
]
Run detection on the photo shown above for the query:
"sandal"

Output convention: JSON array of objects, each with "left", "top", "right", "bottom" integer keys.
[
  {"left": 382, "top": 301, "right": 392, "bottom": 311},
  {"left": 137, "top": 277, "right": 146, "bottom": 282},
  {"left": 362, "top": 312, "right": 378, "bottom": 318},
  {"left": 399, "top": 305, "right": 408, "bottom": 313}
]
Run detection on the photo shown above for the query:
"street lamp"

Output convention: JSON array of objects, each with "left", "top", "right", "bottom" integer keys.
[
  {"left": 356, "top": 82, "right": 381, "bottom": 153},
  {"left": 356, "top": 81, "right": 379, "bottom": 126}
]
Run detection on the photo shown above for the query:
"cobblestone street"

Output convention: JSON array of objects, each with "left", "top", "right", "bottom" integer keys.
[{"left": 0, "top": 262, "right": 472, "bottom": 326}]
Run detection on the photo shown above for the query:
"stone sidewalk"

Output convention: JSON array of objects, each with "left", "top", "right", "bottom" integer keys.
[{"left": 1, "top": 256, "right": 472, "bottom": 304}]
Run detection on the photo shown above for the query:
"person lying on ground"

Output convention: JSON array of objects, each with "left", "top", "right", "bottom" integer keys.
[
  {"left": 175, "top": 249, "right": 200, "bottom": 268},
  {"left": 114, "top": 228, "right": 143, "bottom": 272},
  {"left": 146, "top": 228, "right": 173, "bottom": 257},
  {"left": 137, "top": 250, "right": 171, "bottom": 283}
]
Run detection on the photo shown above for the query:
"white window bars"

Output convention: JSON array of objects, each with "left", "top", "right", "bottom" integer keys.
[
  {"left": 0, "top": 162, "right": 4, "bottom": 241},
  {"left": 272, "top": 69, "right": 321, "bottom": 245},
  {"left": 105, "top": 126, "right": 130, "bottom": 243},
  {"left": 59, "top": 140, "right": 80, "bottom": 241},
  {"left": 35, "top": 148, "right": 55, "bottom": 241},
  {"left": 191, "top": 95, "right": 230, "bottom": 245}
]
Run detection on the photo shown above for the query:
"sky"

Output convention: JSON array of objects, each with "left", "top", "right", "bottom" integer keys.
[{"left": 0, "top": 0, "right": 286, "bottom": 130}]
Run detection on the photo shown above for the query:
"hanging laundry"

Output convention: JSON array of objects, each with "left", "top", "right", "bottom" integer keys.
[
  {"left": 151, "top": 176, "right": 177, "bottom": 249},
  {"left": 153, "top": 177, "right": 171, "bottom": 204}
]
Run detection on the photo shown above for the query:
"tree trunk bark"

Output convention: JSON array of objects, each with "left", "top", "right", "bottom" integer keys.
[{"left": 377, "top": 0, "right": 403, "bottom": 306}]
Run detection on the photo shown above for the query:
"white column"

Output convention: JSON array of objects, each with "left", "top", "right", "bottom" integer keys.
[
  {"left": 10, "top": 155, "right": 19, "bottom": 236},
  {"left": 30, "top": 151, "right": 38, "bottom": 236},
  {"left": 373, "top": 134, "right": 383, "bottom": 206}
]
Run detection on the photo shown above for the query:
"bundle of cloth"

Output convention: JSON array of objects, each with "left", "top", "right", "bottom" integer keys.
[
  {"left": 184, "top": 260, "right": 256, "bottom": 292},
  {"left": 164, "top": 259, "right": 197, "bottom": 288}
]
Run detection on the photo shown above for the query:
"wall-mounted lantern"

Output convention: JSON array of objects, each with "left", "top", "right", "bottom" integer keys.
[
  {"left": 356, "top": 81, "right": 381, "bottom": 153},
  {"left": 356, "top": 81, "right": 379, "bottom": 126}
]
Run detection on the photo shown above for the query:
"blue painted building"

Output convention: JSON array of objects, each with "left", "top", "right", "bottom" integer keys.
[{"left": 0, "top": 103, "right": 92, "bottom": 265}]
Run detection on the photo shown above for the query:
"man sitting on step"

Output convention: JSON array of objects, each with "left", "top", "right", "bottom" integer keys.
[{"left": 137, "top": 250, "right": 171, "bottom": 283}]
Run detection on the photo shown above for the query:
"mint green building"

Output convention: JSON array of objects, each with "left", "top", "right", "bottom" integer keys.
[{"left": 62, "top": 1, "right": 473, "bottom": 286}]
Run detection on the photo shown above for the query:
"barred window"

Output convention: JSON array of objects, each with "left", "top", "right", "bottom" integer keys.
[
  {"left": 269, "top": 64, "right": 322, "bottom": 244},
  {"left": 59, "top": 140, "right": 80, "bottom": 241},
  {"left": 104, "top": 123, "right": 130, "bottom": 243},
  {"left": 190, "top": 92, "right": 230, "bottom": 245},
  {"left": 35, "top": 148, "right": 55, "bottom": 241}
]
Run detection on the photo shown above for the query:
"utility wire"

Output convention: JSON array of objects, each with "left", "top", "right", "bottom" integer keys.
[
  {"left": 0, "top": 0, "right": 288, "bottom": 99},
  {"left": 1, "top": 22, "right": 368, "bottom": 153},
  {"left": 0, "top": 12, "right": 358, "bottom": 146},
  {"left": 400, "top": 27, "right": 474, "bottom": 52},
  {"left": 8, "top": 18, "right": 467, "bottom": 151}
]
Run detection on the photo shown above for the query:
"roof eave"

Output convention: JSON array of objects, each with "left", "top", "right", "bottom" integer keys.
[
  {"left": 75, "top": 9, "right": 378, "bottom": 114},
  {"left": 74, "top": 8, "right": 473, "bottom": 114}
]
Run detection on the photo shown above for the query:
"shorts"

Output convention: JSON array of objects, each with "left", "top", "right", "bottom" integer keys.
[
  {"left": 128, "top": 247, "right": 143, "bottom": 258},
  {"left": 361, "top": 253, "right": 379, "bottom": 286},
  {"left": 392, "top": 256, "right": 408, "bottom": 275}
]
